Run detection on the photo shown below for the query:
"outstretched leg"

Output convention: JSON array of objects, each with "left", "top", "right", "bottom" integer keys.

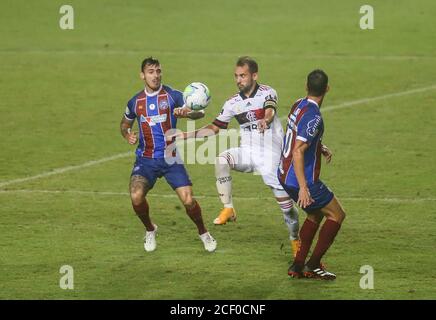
[
  {"left": 272, "top": 188, "right": 300, "bottom": 257},
  {"left": 215, "top": 153, "right": 234, "bottom": 209},
  {"left": 214, "top": 152, "right": 237, "bottom": 224}
]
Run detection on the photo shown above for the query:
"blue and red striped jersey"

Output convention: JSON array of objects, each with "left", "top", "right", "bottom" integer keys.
[
  {"left": 124, "top": 85, "right": 184, "bottom": 158},
  {"left": 278, "top": 98, "right": 324, "bottom": 188}
]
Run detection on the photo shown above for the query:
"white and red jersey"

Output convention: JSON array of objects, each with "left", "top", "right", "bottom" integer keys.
[{"left": 212, "top": 83, "right": 284, "bottom": 153}]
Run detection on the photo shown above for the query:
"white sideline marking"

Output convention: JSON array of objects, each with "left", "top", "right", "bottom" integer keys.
[
  {"left": 0, "top": 152, "right": 131, "bottom": 188},
  {"left": 322, "top": 84, "right": 436, "bottom": 112},
  {"left": 279, "top": 84, "right": 436, "bottom": 121},
  {"left": 0, "top": 189, "right": 435, "bottom": 203},
  {"left": 1, "top": 84, "right": 435, "bottom": 188}
]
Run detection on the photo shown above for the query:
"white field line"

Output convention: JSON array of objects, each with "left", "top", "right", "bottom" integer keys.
[
  {"left": 321, "top": 84, "right": 436, "bottom": 112},
  {"left": 1, "top": 84, "right": 436, "bottom": 188},
  {"left": 0, "top": 152, "right": 131, "bottom": 188},
  {"left": 1, "top": 49, "right": 435, "bottom": 61},
  {"left": 0, "top": 189, "right": 435, "bottom": 203},
  {"left": 278, "top": 84, "right": 436, "bottom": 121}
]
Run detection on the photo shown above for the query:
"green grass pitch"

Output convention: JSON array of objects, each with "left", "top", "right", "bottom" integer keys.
[{"left": 1, "top": 0, "right": 435, "bottom": 299}]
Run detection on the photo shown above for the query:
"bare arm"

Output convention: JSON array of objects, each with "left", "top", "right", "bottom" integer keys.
[
  {"left": 320, "top": 143, "right": 332, "bottom": 163},
  {"left": 184, "top": 123, "right": 220, "bottom": 139},
  {"left": 173, "top": 106, "right": 205, "bottom": 120},
  {"left": 292, "top": 139, "right": 314, "bottom": 208},
  {"left": 258, "top": 107, "right": 275, "bottom": 133},
  {"left": 120, "top": 117, "right": 137, "bottom": 145}
]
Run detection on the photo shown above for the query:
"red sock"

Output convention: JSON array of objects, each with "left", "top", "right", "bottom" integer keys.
[
  {"left": 132, "top": 200, "right": 154, "bottom": 231},
  {"left": 294, "top": 219, "right": 320, "bottom": 267},
  {"left": 186, "top": 201, "right": 207, "bottom": 235},
  {"left": 307, "top": 219, "right": 341, "bottom": 268}
]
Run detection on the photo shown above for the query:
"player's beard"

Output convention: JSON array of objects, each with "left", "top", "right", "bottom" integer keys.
[{"left": 238, "top": 80, "right": 255, "bottom": 95}]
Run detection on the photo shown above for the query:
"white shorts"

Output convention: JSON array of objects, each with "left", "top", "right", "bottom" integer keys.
[{"left": 219, "top": 146, "right": 284, "bottom": 190}]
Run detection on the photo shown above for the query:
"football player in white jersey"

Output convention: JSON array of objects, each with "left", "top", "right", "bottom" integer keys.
[{"left": 177, "top": 57, "right": 300, "bottom": 256}]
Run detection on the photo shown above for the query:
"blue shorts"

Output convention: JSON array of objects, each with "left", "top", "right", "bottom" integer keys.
[
  {"left": 131, "top": 157, "right": 192, "bottom": 190},
  {"left": 280, "top": 180, "right": 334, "bottom": 213}
]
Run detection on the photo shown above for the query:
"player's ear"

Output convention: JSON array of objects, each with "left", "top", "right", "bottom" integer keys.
[
  {"left": 326, "top": 85, "right": 330, "bottom": 93},
  {"left": 140, "top": 72, "right": 145, "bottom": 80},
  {"left": 305, "top": 84, "right": 309, "bottom": 93},
  {"left": 252, "top": 72, "right": 258, "bottom": 81}
]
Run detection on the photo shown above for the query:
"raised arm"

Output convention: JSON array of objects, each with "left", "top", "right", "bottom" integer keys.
[
  {"left": 173, "top": 106, "right": 206, "bottom": 120},
  {"left": 187, "top": 123, "right": 220, "bottom": 139}
]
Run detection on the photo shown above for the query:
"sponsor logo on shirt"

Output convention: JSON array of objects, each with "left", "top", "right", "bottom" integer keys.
[
  {"left": 306, "top": 115, "right": 322, "bottom": 137},
  {"left": 140, "top": 114, "right": 167, "bottom": 126}
]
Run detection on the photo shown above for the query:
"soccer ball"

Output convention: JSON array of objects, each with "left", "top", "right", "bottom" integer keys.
[{"left": 183, "top": 82, "right": 211, "bottom": 111}]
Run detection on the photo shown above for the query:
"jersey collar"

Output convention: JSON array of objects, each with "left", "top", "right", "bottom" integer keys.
[
  {"left": 239, "top": 83, "right": 259, "bottom": 100},
  {"left": 307, "top": 98, "right": 320, "bottom": 108},
  {"left": 144, "top": 84, "right": 163, "bottom": 97}
]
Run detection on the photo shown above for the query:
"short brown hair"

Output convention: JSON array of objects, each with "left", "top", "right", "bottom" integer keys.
[
  {"left": 307, "top": 69, "right": 328, "bottom": 96},
  {"left": 141, "top": 56, "right": 160, "bottom": 71},
  {"left": 236, "top": 56, "right": 258, "bottom": 74}
]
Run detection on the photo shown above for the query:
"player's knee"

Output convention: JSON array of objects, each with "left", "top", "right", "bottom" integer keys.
[
  {"left": 129, "top": 175, "right": 149, "bottom": 206},
  {"left": 182, "top": 195, "right": 195, "bottom": 208},
  {"left": 130, "top": 191, "right": 145, "bottom": 206},
  {"left": 338, "top": 210, "right": 346, "bottom": 223},
  {"left": 179, "top": 190, "right": 195, "bottom": 208},
  {"left": 330, "top": 209, "right": 346, "bottom": 224},
  {"left": 130, "top": 184, "right": 146, "bottom": 206},
  {"left": 215, "top": 153, "right": 232, "bottom": 169}
]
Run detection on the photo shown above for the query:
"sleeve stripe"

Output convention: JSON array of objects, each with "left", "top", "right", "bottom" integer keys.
[
  {"left": 124, "top": 114, "right": 135, "bottom": 121},
  {"left": 213, "top": 119, "right": 229, "bottom": 129},
  {"left": 296, "top": 136, "right": 307, "bottom": 142},
  {"left": 263, "top": 105, "right": 277, "bottom": 111}
]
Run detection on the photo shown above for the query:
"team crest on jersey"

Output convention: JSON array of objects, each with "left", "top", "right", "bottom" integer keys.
[
  {"left": 246, "top": 111, "right": 257, "bottom": 122},
  {"left": 159, "top": 99, "right": 169, "bottom": 110},
  {"left": 306, "top": 115, "right": 322, "bottom": 137},
  {"left": 149, "top": 103, "right": 156, "bottom": 110}
]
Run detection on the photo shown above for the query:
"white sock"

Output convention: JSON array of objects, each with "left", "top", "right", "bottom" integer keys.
[
  {"left": 215, "top": 155, "right": 233, "bottom": 208},
  {"left": 277, "top": 200, "right": 299, "bottom": 240},
  {"left": 199, "top": 231, "right": 210, "bottom": 239}
]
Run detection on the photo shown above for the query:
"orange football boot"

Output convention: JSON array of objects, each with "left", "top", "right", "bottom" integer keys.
[{"left": 213, "top": 207, "right": 237, "bottom": 225}]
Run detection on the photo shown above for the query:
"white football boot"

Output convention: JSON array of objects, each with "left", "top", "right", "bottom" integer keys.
[
  {"left": 199, "top": 232, "right": 217, "bottom": 252},
  {"left": 144, "top": 224, "right": 158, "bottom": 252}
]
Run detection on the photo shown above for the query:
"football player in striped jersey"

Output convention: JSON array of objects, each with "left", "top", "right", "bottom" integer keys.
[
  {"left": 279, "top": 70, "right": 346, "bottom": 280},
  {"left": 120, "top": 57, "right": 216, "bottom": 253}
]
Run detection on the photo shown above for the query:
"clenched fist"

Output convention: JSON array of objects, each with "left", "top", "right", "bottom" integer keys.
[{"left": 126, "top": 130, "right": 138, "bottom": 145}]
